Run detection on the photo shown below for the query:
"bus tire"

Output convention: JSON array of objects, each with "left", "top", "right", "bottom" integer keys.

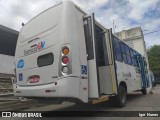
[
  {"left": 115, "top": 85, "right": 127, "bottom": 107},
  {"left": 141, "top": 89, "right": 147, "bottom": 95}
]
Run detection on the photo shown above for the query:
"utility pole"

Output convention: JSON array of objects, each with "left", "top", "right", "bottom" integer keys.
[
  {"left": 112, "top": 0, "right": 129, "bottom": 33},
  {"left": 113, "top": 20, "right": 116, "bottom": 33}
]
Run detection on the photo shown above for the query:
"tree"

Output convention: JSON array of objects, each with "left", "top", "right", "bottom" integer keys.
[{"left": 147, "top": 45, "right": 160, "bottom": 73}]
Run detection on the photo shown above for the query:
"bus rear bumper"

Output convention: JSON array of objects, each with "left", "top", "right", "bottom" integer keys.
[{"left": 13, "top": 77, "right": 84, "bottom": 102}]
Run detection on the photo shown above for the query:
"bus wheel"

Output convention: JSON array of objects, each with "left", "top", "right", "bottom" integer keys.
[
  {"left": 141, "top": 89, "right": 147, "bottom": 95},
  {"left": 115, "top": 85, "right": 127, "bottom": 107}
]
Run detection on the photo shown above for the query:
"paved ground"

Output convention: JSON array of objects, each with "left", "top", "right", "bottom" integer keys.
[
  {"left": 1, "top": 85, "right": 160, "bottom": 120},
  {"left": 25, "top": 84, "right": 160, "bottom": 111}
]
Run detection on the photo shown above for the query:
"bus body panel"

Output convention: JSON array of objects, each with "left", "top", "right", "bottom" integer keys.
[
  {"left": 99, "top": 66, "right": 116, "bottom": 94},
  {"left": 14, "top": 1, "right": 89, "bottom": 103},
  {"left": 13, "top": 77, "right": 80, "bottom": 98},
  {"left": 16, "top": 44, "right": 60, "bottom": 86},
  {"left": 83, "top": 14, "right": 100, "bottom": 98},
  {"left": 75, "top": 9, "right": 88, "bottom": 101},
  {"left": 116, "top": 61, "right": 141, "bottom": 93}
]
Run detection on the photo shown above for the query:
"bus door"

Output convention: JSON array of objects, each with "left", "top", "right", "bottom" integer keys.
[
  {"left": 98, "top": 29, "right": 117, "bottom": 95},
  {"left": 83, "top": 14, "right": 99, "bottom": 98},
  {"left": 135, "top": 55, "right": 148, "bottom": 89}
]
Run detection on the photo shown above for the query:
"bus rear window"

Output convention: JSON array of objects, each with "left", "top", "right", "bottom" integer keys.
[{"left": 37, "top": 53, "right": 54, "bottom": 67}]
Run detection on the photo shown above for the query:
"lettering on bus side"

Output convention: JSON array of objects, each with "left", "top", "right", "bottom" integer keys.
[
  {"left": 24, "top": 41, "right": 45, "bottom": 55},
  {"left": 122, "top": 72, "right": 131, "bottom": 77}
]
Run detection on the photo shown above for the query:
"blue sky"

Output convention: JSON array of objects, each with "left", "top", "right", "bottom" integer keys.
[{"left": 0, "top": 0, "right": 160, "bottom": 48}]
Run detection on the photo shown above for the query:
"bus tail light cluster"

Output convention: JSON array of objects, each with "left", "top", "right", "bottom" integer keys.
[
  {"left": 62, "top": 57, "right": 69, "bottom": 64},
  {"left": 61, "top": 46, "right": 69, "bottom": 75},
  {"left": 59, "top": 45, "right": 72, "bottom": 76}
]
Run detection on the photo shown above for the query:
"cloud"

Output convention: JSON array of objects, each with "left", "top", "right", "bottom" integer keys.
[
  {"left": 0, "top": 0, "right": 159, "bottom": 48},
  {"left": 73, "top": 0, "right": 109, "bottom": 11},
  {"left": 0, "top": 0, "right": 60, "bottom": 30},
  {"left": 145, "top": 31, "right": 160, "bottom": 48},
  {"left": 128, "top": 0, "right": 159, "bottom": 20}
]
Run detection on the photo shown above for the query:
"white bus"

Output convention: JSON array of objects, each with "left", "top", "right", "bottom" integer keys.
[{"left": 13, "top": 1, "right": 149, "bottom": 107}]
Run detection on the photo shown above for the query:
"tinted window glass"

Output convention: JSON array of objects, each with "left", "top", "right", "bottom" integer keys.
[
  {"left": 132, "top": 58, "right": 137, "bottom": 66},
  {"left": 127, "top": 55, "right": 132, "bottom": 65},
  {"left": 125, "top": 45, "right": 130, "bottom": 55},
  {"left": 102, "top": 34, "right": 109, "bottom": 65},
  {"left": 120, "top": 43, "right": 125, "bottom": 53},
  {"left": 122, "top": 53, "right": 127, "bottom": 64},
  {"left": 113, "top": 36, "right": 122, "bottom": 62},
  {"left": 130, "top": 49, "right": 133, "bottom": 57},
  {"left": 97, "top": 32, "right": 109, "bottom": 66},
  {"left": 37, "top": 53, "right": 54, "bottom": 67},
  {"left": 83, "top": 18, "right": 94, "bottom": 60}
]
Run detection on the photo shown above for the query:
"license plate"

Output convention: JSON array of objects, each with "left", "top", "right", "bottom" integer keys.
[{"left": 28, "top": 75, "right": 40, "bottom": 83}]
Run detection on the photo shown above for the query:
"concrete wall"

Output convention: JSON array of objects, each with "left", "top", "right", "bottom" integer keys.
[
  {"left": 0, "top": 25, "right": 18, "bottom": 76},
  {"left": 0, "top": 54, "right": 15, "bottom": 75},
  {"left": 0, "top": 25, "right": 18, "bottom": 56}
]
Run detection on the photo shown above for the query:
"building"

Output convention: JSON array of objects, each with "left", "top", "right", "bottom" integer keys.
[
  {"left": 0, "top": 25, "right": 18, "bottom": 56},
  {"left": 0, "top": 25, "right": 19, "bottom": 76},
  {"left": 115, "top": 27, "right": 149, "bottom": 70}
]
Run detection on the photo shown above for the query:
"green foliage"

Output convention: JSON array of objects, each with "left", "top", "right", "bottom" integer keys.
[{"left": 147, "top": 45, "right": 160, "bottom": 72}]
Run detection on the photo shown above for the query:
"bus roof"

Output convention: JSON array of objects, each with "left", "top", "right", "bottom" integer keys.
[
  {"left": 22, "top": 1, "right": 108, "bottom": 32},
  {"left": 23, "top": 2, "right": 62, "bottom": 28}
]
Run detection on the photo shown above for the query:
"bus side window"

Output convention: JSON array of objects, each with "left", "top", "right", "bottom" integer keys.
[
  {"left": 125, "top": 46, "right": 132, "bottom": 65},
  {"left": 113, "top": 36, "right": 122, "bottom": 62},
  {"left": 83, "top": 18, "right": 94, "bottom": 60},
  {"left": 102, "top": 33, "right": 109, "bottom": 65},
  {"left": 133, "top": 51, "right": 139, "bottom": 67},
  {"left": 120, "top": 42, "right": 127, "bottom": 64},
  {"left": 94, "top": 25, "right": 110, "bottom": 66},
  {"left": 130, "top": 49, "right": 136, "bottom": 66}
]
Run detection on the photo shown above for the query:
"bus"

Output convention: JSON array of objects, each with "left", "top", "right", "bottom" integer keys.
[{"left": 13, "top": 1, "right": 149, "bottom": 107}]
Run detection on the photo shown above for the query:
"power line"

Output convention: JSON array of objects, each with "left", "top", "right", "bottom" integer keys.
[
  {"left": 144, "top": 30, "right": 160, "bottom": 35},
  {"left": 115, "top": 29, "right": 160, "bottom": 40},
  {"left": 149, "top": 56, "right": 160, "bottom": 60}
]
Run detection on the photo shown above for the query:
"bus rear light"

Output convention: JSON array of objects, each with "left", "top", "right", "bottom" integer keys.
[
  {"left": 62, "top": 57, "right": 69, "bottom": 64},
  {"left": 62, "top": 66, "right": 68, "bottom": 74},
  {"left": 59, "top": 45, "right": 72, "bottom": 76},
  {"left": 62, "top": 47, "right": 69, "bottom": 55}
]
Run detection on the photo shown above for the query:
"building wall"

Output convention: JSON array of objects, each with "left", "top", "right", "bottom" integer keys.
[
  {"left": 0, "top": 54, "right": 15, "bottom": 75},
  {"left": 0, "top": 25, "right": 18, "bottom": 56},
  {"left": 0, "top": 25, "right": 18, "bottom": 75}
]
